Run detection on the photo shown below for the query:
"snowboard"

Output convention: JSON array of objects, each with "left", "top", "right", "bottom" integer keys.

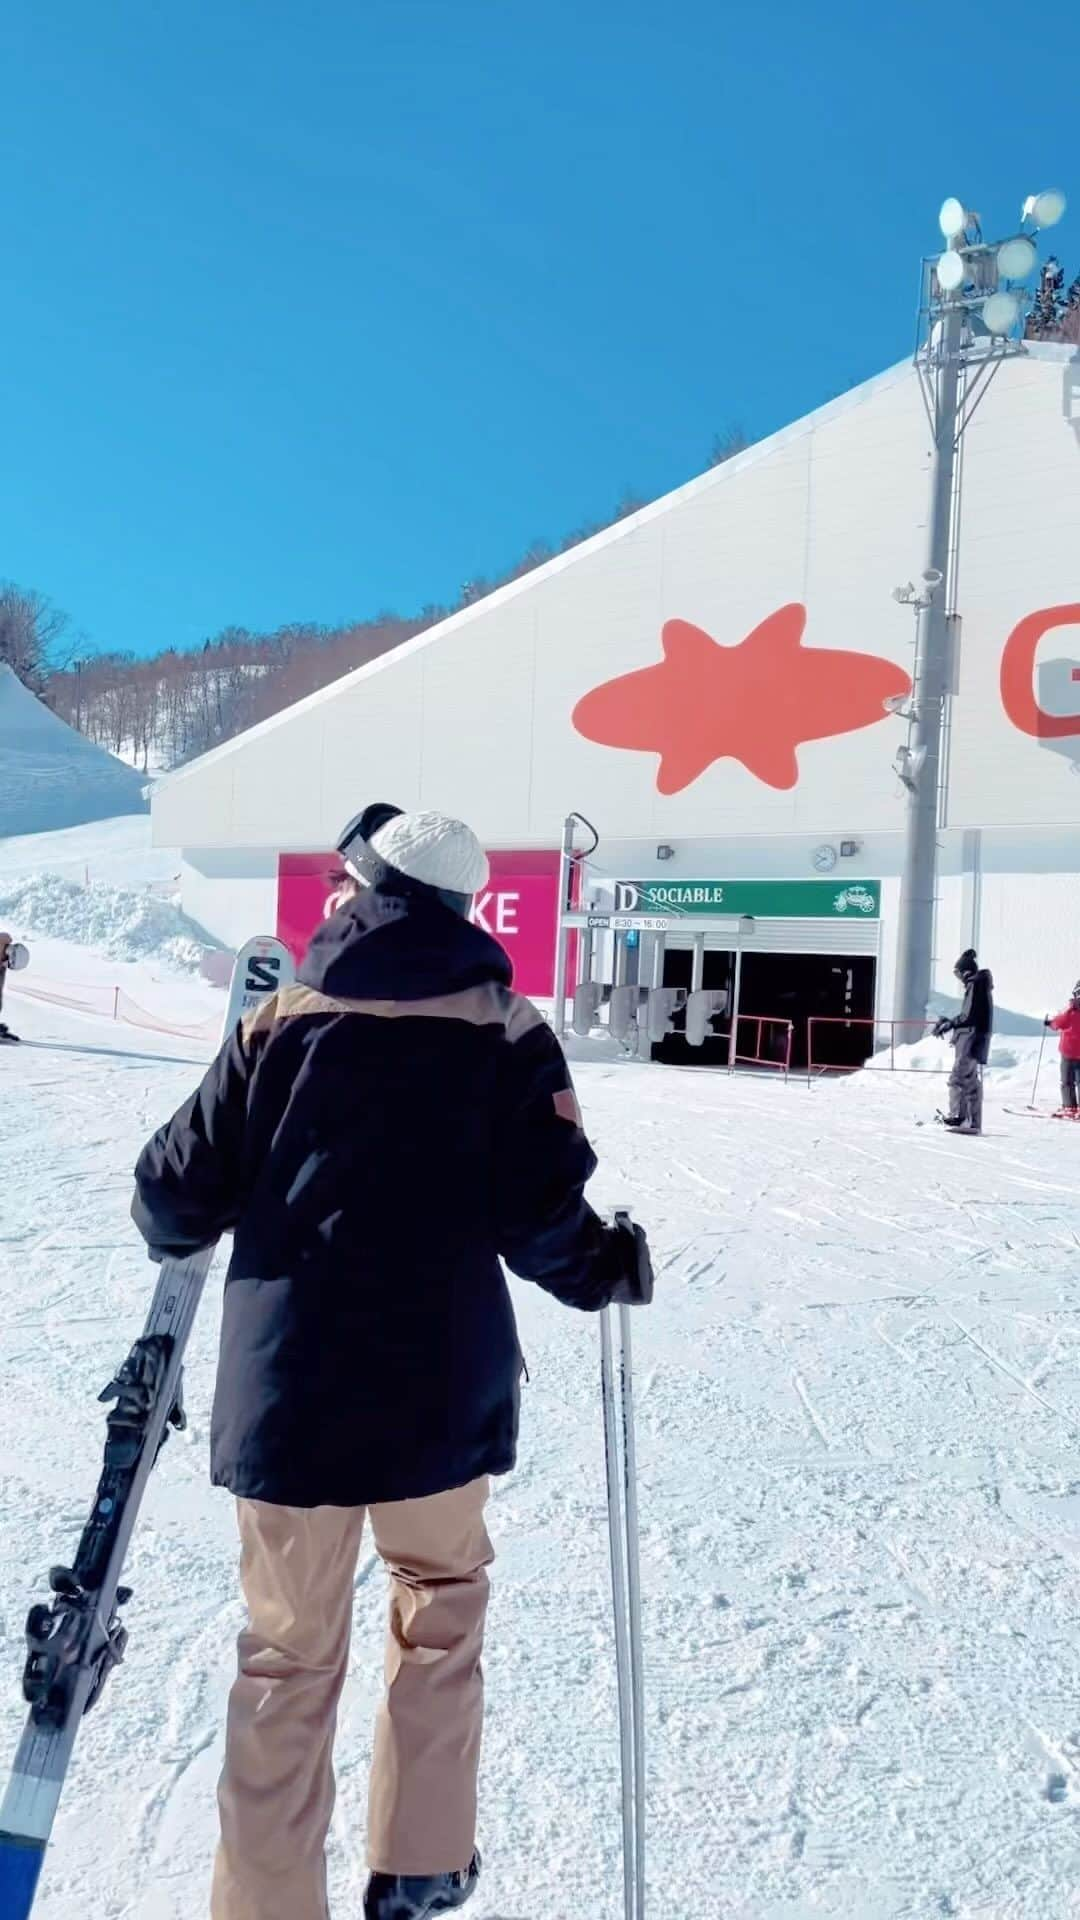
[
  {"left": 0, "top": 933, "right": 291, "bottom": 1916},
  {"left": 914, "top": 1111, "right": 994, "bottom": 1135}
]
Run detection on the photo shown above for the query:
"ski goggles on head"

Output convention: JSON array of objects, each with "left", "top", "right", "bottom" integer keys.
[
  {"left": 335, "top": 803, "right": 404, "bottom": 883},
  {"left": 334, "top": 802, "right": 471, "bottom": 917}
]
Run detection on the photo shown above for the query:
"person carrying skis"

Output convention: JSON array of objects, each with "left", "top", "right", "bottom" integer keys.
[
  {"left": 934, "top": 947, "right": 994, "bottom": 1134},
  {"left": 131, "top": 803, "right": 653, "bottom": 1920},
  {"left": 1046, "top": 982, "right": 1080, "bottom": 1117}
]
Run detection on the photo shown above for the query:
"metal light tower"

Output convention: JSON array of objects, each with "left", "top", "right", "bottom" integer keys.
[{"left": 891, "top": 189, "right": 1068, "bottom": 1029}]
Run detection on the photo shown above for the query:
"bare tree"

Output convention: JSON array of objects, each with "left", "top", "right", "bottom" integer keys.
[
  {"left": 709, "top": 425, "right": 749, "bottom": 467},
  {"left": 0, "top": 584, "right": 70, "bottom": 691}
]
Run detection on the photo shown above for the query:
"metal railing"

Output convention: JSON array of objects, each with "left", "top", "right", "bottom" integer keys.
[{"left": 730, "top": 1014, "right": 794, "bottom": 1079}]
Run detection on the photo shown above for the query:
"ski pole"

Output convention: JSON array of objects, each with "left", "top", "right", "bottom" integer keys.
[
  {"left": 1030, "top": 1022, "right": 1048, "bottom": 1109},
  {"left": 600, "top": 1211, "right": 645, "bottom": 1920},
  {"left": 600, "top": 1306, "right": 635, "bottom": 1920},
  {"left": 619, "top": 1301, "right": 646, "bottom": 1920}
]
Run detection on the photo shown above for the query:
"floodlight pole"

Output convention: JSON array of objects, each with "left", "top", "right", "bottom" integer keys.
[
  {"left": 893, "top": 299, "right": 963, "bottom": 1029},
  {"left": 892, "top": 189, "right": 1066, "bottom": 1023}
]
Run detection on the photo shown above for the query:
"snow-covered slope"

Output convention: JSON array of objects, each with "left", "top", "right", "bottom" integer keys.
[
  {"left": 1, "top": 973, "right": 1079, "bottom": 1918},
  {"left": 0, "top": 665, "right": 147, "bottom": 834},
  {"left": 0, "top": 814, "right": 177, "bottom": 892}
]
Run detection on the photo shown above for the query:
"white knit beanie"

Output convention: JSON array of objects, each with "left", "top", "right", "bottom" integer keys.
[{"left": 368, "top": 811, "right": 489, "bottom": 896}]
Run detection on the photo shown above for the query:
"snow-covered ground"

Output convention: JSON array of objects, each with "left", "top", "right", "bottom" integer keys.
[{"left": 3, "top": 825, "right": 1080, "bottom": 1918}]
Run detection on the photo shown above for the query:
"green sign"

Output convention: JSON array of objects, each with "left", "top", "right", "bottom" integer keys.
[{"left": 612, "top": 878, "right": 881, "bottom": 920}]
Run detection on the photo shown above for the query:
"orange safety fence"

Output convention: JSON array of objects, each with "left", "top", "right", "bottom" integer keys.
[
  {"left": 114, "top": 989, "right": 220, "bottom": 1042},
  {"left": 807, "top": 1016, "right": 943, "bottom": 1083},
  {"left": 9, "top": 976, "right": 220, "bottom": 1044},
  {"left": 731, "top": 1013, "right": 794, "bottom": 1078}
]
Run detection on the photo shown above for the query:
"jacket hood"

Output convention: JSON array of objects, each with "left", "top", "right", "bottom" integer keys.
[{"left": 299, "top": 879, "right": 513, "bottom": 1002}]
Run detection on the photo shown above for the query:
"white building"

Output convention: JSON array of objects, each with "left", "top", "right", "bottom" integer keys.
[{"left": 153, "top": 344, "right": 1080, "bottom": 1065}]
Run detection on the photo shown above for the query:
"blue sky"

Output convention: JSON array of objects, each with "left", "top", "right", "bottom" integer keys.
[{"left": 3, "top": 0, "right": 1075, "bottom": 660}]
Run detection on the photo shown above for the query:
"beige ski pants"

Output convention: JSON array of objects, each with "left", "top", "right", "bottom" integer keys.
[{"left": 210, "top": 1478, "right": 492, "bottom": 1920}]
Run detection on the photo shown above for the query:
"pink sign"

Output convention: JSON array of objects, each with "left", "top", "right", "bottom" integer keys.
[{"left": 277, "top": 847, "right": 561, "bottom": 997}]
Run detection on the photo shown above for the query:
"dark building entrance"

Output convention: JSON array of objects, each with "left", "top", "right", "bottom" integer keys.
[
  {"left": 739, "top": 951, "right": 877, "bottom": 1071},
  {"left": 651, "top": 946, "right": 877, "bottom": 1071}
]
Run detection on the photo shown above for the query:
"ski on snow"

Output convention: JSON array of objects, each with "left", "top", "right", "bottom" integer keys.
[
  {"left": 1004, "top": 1106, "right": 1080, "bottom": 1121},
  {"left": 0, "top": 932, "right": 295, "bottom": 1917}
]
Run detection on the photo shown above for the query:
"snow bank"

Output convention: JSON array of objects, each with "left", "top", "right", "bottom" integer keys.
[
  {"left": 0, "top": 872, "right": 212, "bottom": 972},
  {"left": 839, "top": 1031, "right": 1044, "bottom": 1106}
]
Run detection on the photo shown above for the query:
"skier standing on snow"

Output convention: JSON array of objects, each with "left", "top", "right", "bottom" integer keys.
[
  {"left": 1046, "top": 982, "right": 1080, "bottom": 1117},
  {"left": 935, "top": 947, "right": 994, "bottom": 1134},
  {"left": 131, "top": 804, "right": 653, "bottom": 1920},
  {"left": 0, "top": 931, "right": 17, "bottom": 1042}
]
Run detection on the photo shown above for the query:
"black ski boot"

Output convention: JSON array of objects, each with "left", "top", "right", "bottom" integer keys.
[{"left": 364, "top": 1852, "right": 480, "bottom": 1920}]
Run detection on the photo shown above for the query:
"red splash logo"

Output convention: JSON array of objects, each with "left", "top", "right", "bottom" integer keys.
[
  {"left": 1000, "top": 603, "right": 1080, "bottom": 737},
  {"left": 572, "top": 604, "right": 911, "bottom": 794}
]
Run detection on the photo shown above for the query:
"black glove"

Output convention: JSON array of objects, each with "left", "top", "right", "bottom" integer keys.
[
  {"left": 933, "top": 1018, "right": 953, "bottom": 1039},
  {"left": 1045, "top": 1016, "right": 1053, "bottom": 1029},
  {"left": 605, "top": 1218, "right": 654, "bottom": 1306}
]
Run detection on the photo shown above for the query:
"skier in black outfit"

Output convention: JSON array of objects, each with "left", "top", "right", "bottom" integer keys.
[
  {"left": 935, "top": 948, "right": 994, "bottom": 1134},
  {"left": 131, "top": 803, "right": 653, "bottom": 1920}
]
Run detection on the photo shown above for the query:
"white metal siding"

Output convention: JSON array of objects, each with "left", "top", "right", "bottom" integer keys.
[{"left": 664, "top": 918, "right": 880, "bottom": 956}]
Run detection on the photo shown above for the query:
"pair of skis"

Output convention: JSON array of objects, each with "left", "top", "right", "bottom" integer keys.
[
  {"left": 600, "top": 1219, "right": 647, "bottom": 1920},
  {"left": 1004, "top": 1106, "right": 1080, "bottom": 1121},
  {"left": 0, "top": 935, "right": 294, "bottom": 1917}
]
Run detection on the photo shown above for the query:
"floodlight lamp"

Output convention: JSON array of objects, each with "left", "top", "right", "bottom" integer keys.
[
  {"left": 883, "top": 694, "right": 913, "bottom": 715},
  {"left": 935, "top": 249, "right": 965, "bottom": 292},
  {"left": 1023, "top": 189, "right": 1067, "bottom": 230},
  {"left": 982, "top": 289, "right": 1021, "bottom": 335},
  {"left": 996, "top": 235, "right": 1037, "bottom": 279},
  {"left": 892, "top": 583, "right": 915, "bottom": 604},
  {"left": 939, "top": 197, "right": 967, "bottom": 240}
]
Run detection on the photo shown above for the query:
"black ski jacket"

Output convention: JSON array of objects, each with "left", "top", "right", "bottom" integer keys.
[
  {"left": 951, "top": 967, "right": 994, "bottom": 1065},
  {"left": 132, "top": 884, "right": 621, "bottom": 1507}
]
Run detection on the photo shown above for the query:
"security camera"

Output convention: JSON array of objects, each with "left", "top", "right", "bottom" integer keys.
[
  {"left": 892, "top": 583, "right": 916, "bottom": 604},
  {"left": 883, "top": 694, "right": 914, "bottom": 716}
]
